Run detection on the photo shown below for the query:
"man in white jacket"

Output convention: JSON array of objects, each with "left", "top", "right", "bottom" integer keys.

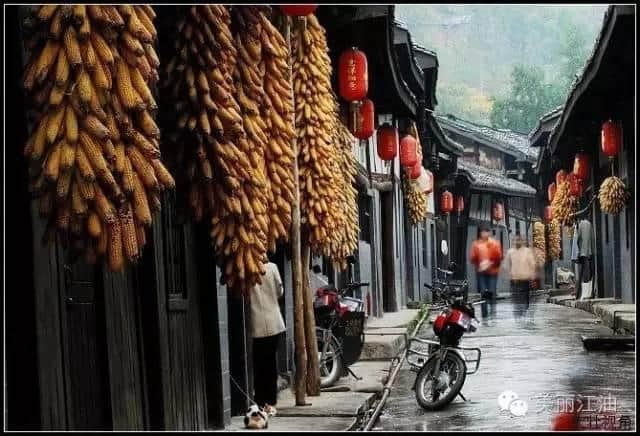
[
  {"left": 249, "top": 261, "right": 286, "bottom": 417},
  {"left": 503, "top": 234, "right": 537, "bottom": 318}
]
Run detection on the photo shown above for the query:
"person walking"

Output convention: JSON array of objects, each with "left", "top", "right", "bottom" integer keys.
[
  {"left": 249, "top": 261, "right": 286, "bottom": 417},
  {"left": 503, "top": 234, "right": 537, "bottom": 318},
  {"left": 470, "top": 224, "right": 502, "bottom": 318}
]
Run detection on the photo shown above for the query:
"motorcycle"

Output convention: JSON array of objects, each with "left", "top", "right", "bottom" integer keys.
[
  {"left": 407, "top": 264, "right": 483, "bottom": 410},
  {"left": 313, "top": 273, "right": 368, "bottom": 388}
]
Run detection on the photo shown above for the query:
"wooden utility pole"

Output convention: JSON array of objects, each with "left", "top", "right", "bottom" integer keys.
[
  {"left": 301, "top": 234, "right": 320, "bottom": 396},
  {"left": 285, "top": 16, "right": 308, "bottom": 406}
]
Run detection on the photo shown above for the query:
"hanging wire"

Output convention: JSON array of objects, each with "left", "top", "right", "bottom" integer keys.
[
  {"left": 571, "top": 193, "right": 598, "bottom": 217},
  {"left": 229, "top": 374, "right": 257, "bottom": 407}
]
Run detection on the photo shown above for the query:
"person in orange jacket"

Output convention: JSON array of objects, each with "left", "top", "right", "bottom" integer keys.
[{"left": 470, "top": 224, "right": 502, "bottom": 317}]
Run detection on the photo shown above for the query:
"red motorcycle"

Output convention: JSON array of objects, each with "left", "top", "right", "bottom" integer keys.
[
  {"left": 408, "top": 268, "right": 483, "bottom": 410},
  {"left": 313, "top": 281, "right": 368, "bottom": 387}
]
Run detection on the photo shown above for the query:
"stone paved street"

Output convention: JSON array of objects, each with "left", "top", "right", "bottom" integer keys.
[{"left": 374, "top": 295, "right": 636, "bottom": 431}]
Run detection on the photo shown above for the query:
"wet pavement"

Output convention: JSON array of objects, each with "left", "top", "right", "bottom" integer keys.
[{"left": 375, "top": 295, "right": 636, "bottom": 431}]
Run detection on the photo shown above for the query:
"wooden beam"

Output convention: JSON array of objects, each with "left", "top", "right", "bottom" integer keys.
[{"left": 286, "top": 16, "right": 308, "bottom": 407}]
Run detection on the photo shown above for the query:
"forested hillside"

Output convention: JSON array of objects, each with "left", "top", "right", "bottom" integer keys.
[{"left": 396, "top": 5, "right": 608, "bottom": 132}]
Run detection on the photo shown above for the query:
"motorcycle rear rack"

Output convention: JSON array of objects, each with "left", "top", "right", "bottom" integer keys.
[{"left": 406, "top": 337, "right": 482, "bottom": 375}]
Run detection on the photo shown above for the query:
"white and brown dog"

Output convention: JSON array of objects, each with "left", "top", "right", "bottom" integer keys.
[{"left": 244, "top": 404, "right": 269, "bottom": 430}]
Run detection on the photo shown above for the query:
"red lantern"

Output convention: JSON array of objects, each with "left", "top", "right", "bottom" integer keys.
[
  {"left": 556, "top": 169, "right": 568, "bottom": 186},
  {"left": 573, "top": 152, "right": 590, "bottom": 181},
  {"left": 568, "top": 173, "right": 583, "bottom": 198},
  {"left": 352, "top": 99, "right": 375, "bottom": 140},
  {"left": 440, "top": 191, "right": 453, "bottom": 215},
  {"left": 601, "top": 120, "right": 622, "bottom": 158},
  {"left": 455, "top": 195, "right": 465, "bottom": 214},
  {"left": 425, "top": 170, "right": 434, "bottom": 194},
  {"left": 544, "top": 206, "right": 553, "bottom": 222},
  {"left": 279, "top": 5, "right": 317, "bottom": 16},
  {"left": 376, "top": 124, "right": 397, "bottom": 161},
  {"left": 400, "top": 134, "right": 418, "bottom": 167},
  {"left": 409, "top": 162, "right": 421, "bottom": 179},
  {"left": 493, "top": 202, "right": 504, "bottom": 222},
  {"left": 338, "top": 47, "right": 368, "bottom": 102},
  {"left": 548, "top": 182, "right": 557, "bottom": 202}
]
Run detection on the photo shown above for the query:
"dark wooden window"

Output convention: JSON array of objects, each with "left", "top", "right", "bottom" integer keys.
[
  {"left": 162, "top": 192, "right": 187, "bottom": 298},
  {"left": 359, "top": 194, "right": 371, "bottom": 244}
]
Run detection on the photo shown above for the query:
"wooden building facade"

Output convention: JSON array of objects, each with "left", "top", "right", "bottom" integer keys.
[
  {"left": 534, "top": 5, "right": 635, "bottom": 303},
  {"left": 437, "top": 115, "right": 539, "bottom": 293}
]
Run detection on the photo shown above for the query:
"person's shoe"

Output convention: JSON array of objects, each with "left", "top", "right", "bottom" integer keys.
[{"left": 263, "top": 404, "right": 277, "bottom": 417}]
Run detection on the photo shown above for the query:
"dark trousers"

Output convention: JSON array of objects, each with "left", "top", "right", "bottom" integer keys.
[
  {"left": 252, "top": 333, "right": 280, "bottom": 407},
  {"left": 477, "top": 273, "right": 498, "bottom": 318},
  {"left": 511, "top": 280, "right": 530, "bottom": 318}
]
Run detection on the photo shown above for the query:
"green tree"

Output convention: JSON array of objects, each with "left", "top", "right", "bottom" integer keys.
[
  {"left": 557, "top": 22, "right": 590, "bottom": 91},
  {"left": 489, "top": 64, "right": 564, "bottom": 133}
]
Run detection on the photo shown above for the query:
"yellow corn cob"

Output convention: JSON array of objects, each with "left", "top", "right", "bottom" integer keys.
[
  {"left": 56, "top": 170, "right": 72, "bottom": 199},
  {"left": 71, "top": 180, "right": 88, "bottom": 216},
  {"left": 44, "top": 141, "right": 62, "bottom": 181},
  {"left": 54, "top": 49, "right": 70, "bottom": 87},
  {"left": 79, "top": 130, "right": 109, "bottom": 175},
  {"left": 35, "top": 40, "right": 60, "bottom": 84},
  {"left": 63, "top": 26, "right": 82, "bottom": 68},
  {"left": 127, "top": 146, "right": 158, "bottom": 189},
  {"left": 46, "top": 103, "right": 66, "bottom": 144},
  {"left": 119, "top": 204, "right": 139, "bottom": 261},
  {"left": 75, "top": 171, "right": 95, "bottom": 201},
  {"left": 75, "top": 146, "right": 96, "bottom": 181},
  {"left": 108, "top": 220, "right": 124, "bottom": 271},
  {"left": 132, "top": 172, "right": 152, "bottom": 226}
]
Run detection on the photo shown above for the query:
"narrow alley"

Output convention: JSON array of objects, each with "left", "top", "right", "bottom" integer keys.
[{"left": 375, "top": 295, "right": 636, "bottom": 431}]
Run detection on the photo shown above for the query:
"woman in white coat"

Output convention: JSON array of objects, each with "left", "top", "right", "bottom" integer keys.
[{"left": 249, "top": 261, "right": 286, "bottom": 417}]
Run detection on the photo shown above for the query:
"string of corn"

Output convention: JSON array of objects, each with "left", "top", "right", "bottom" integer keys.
[{"left": 23, "top": 5, "right": 173, "bottom": 271}]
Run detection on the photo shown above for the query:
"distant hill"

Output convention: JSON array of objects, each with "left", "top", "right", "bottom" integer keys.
[{"left": 396, "top": 5, "right": 608, "bottom": 125}]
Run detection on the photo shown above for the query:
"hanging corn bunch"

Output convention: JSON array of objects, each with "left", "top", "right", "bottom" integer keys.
[
  {"left": 253, "top": 7, "right": 297, "bottom": 253},
  {"left": 599, "top": 176, "right": 628, "bottom": 215},
  {"left": 550, "top": 180, "right": 577, "bottom": 226},
  {"left": 404, "top": 123, "right": 427, "bottom": 225},
  {"left": 22, "top": 5, "right": 173, "bottom": 271},
  {"left": 404, "top": 175, "right": 428, "bottom": 225},
  {"left": 325, "top": 122, "right": 359, "bottom": 270},
  {"left": 532, "top": 221, "right": 546, "bottom": 266},
  {"left": 548, "top": 219, "right": 561, "bottom": 260},
  {"left": 161, "top": 5, "right": 240, "bottom": 221},
  {"left": 161, "top": 5, "right": 272, "bottom": 294},
  {"left": 291, "top": 15, "right": 341, "bottom": 256}
]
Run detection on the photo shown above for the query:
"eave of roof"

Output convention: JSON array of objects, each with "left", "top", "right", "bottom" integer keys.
[
  {"left": 528, "top": 106, "right": 563, "bottom": 145},
  {"left": 457, "top": 160, "right": 537, "bottom": 198},
  {"left": 547, "top": 5, "right": 634, "bottom": 156},
  {"left": 436, "top": 114, "right": 537, "bottom": 163},
  {"left": 430, "top": 117, "right": 464, "bottom": 156}
]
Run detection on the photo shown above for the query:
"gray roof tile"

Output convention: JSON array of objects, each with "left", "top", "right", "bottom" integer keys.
[{"left": 457, "top": 160, "right": 537, "bottom": 197}]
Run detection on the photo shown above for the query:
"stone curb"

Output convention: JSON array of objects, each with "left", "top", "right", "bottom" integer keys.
[{"left": 546, "top": 293, "right": 636, "bottom": 334}]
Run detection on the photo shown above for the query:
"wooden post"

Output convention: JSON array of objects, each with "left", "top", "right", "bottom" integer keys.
[
  {"left": 285, "top": 16, "right": 308, "bottom": 407},
  {"left": 301, "top": 235, "right": 320, "bottom": 396}
]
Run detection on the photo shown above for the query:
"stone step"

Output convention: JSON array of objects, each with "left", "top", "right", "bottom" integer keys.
[
  {"left": 360, "top": 331, "right": 406, "bottom": 360},
  {"left": 581, "top": 335, "right": 635, "bottom": 351}
]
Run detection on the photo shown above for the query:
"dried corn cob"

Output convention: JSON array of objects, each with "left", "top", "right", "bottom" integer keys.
[{"left": 22, "top": 5, "right": 169, "bottom": 270}]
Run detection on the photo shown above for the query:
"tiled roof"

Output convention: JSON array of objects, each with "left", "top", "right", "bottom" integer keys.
[
  {"left": 457, "top": 160, "right": 537, "bottom": 197},
  {"left": 436, "top": 114, "right": 538, "bottom": 163},
  {"left": 528, "top": 106, "right": 563, "bottom": 141}
]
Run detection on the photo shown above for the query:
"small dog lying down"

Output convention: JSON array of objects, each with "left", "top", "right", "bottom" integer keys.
[{"left": 244, "top": 404, "right": 269, "bottom": 429}]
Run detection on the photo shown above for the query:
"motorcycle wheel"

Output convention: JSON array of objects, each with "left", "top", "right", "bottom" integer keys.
[
  {"left": 316, "top": 328, "right": 343, "bottom": 388},
  {"left": 415, "top": 352, "right": 467, "bottom": 410}
]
